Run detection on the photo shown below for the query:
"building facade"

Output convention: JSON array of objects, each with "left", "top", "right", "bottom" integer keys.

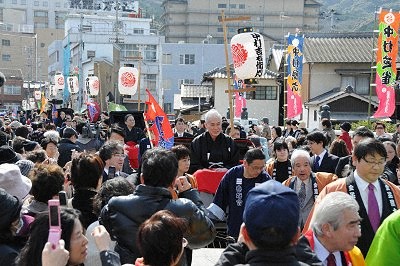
[{"left": 161, "top": 0, "right": 321, "bottom": 48}]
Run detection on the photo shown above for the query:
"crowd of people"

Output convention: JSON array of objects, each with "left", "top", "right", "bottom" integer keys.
[{"left": 1, "top": 107, "right": 400, "bottom": 265}]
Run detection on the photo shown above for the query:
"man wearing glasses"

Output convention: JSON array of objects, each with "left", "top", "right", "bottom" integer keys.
[
  {"left": 207, "top": 148, "right": 270, "bottom": 240},
  {"left": 304, "top": 138, "right": 400, "bottom": 257},
  {"left": 99, "top": 141, "right": 129, "bottom": 182}
]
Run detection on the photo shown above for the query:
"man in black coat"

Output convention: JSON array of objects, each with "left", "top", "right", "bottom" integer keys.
[
  {"left": 100, "top": 147, "right": 216, "bottom": 264},
  {"left": 174, "top": 117, "right": 193, "bottom": 138},
  {"left": 189, "top": 109, "right": 239, "bottom": 173},
  {"left": 306, "top": 131, "right": 339, "bottom": 174},
  {"left": 57, "top": 127, "right": 82, "bottom": 167}
]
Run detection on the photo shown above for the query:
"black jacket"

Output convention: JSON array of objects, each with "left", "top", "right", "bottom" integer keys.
[
  {"left": 100, "top": 184, "right": 216, "bottom": 264},
  {"left": 189, "top": 132, "right": 240, "bottom": 173},
  {"left": 215, "top": 242, "right": 313, "bottom": 266},
  {"left": 311, "top": 152, "right": 339, "bottom": 174},
  {"left": 57, "top": 138, "right": 82, "bottom": 167}
]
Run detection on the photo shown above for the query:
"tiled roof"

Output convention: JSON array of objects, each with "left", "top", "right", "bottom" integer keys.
[
  {"left": 303, "top": 35, "right": 375, "bottom": 63},
  {"left": 0, "top": 68, "right": 23, "bottom": 79},
  {"left": 203, "top": 64, "right": 279, "bottom": 80},
  {"left": 306, "top": 87, "right": 378, "bottom": 106}
]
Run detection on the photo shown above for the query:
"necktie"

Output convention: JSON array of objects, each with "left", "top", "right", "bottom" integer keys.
[
  {"left": 368, "top": 183, "right": 380, "bottom": 232},
  {"left": 327, "top": 253, "right": 336, "bottom": 266},
  {"left": 314, "top": 155, "right": 320, "bottom": 171},
  {"left": 298, "top": 182, "right": 306, "bottom": 208}
]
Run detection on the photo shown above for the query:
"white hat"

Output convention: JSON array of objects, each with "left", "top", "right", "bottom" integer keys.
[{"left": 0, "top": 163, "right": 31, "bottom": 201}]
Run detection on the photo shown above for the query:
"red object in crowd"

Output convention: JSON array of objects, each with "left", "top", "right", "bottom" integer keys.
[
  {"left": 125, "top": 141, "right": 139, "bottom": 169},
  {"left": 193, "top": 169, "right": 227, "bottom": 194}
]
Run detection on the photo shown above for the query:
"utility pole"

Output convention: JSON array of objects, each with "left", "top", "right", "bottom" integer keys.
[{"left": 219, "top": 11, "right": 250, "bottom": 129}]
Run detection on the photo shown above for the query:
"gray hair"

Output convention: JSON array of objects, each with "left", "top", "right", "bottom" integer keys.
[
  {"left": 205, "top": 109, "right": 222, "bottom": 123},
  {"left": 311, "top": 191, "right": 359, "bottom": 236},
  {"left": 290, "top": 149, "right": 311, "bottom": 167}
]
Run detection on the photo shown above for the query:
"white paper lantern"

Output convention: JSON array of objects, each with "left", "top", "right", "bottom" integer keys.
[
  {"left": 86, "top": 76, "right": 100, "bottom": 96},
  {"left": 230, "top": 31, "right": 265, "bottom": 80},
  {"left": 67, "top": 76, "right": 79, "bottom": 94},
  {"left": 34, "top": 90, "right": 41, "bottom": 100},
  {"left": 50, "top": 85, "right": 57, "bottom": 97},
  {"left": 54, "top": 74, "right": 65, "bottom": 91},
  {"left": 118, "top": 67, "right": 138, "bottom": 95}
]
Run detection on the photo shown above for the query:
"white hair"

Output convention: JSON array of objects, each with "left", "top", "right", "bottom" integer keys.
[
  {"left": 290, "top": 149, "right": 311, "bottom": 167},
  {"left": 43, "top": 130, "right": 60, "bottom": 142},
  {"left": 311, "top": 191, "right": 359, "bottom": 236},
  {"left": 205, "top": 109, "right": 222, "bottom": 123}
]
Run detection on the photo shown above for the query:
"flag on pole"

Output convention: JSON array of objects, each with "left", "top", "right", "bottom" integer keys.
[
  {"left": 39, "top": 93, "right": 47, "bottom": 114},
  {"left": 145, "top": 88, "right": 174, "bottom": 149},
  {"left": 51, "top": 103, "right": 58, "bottom": 123},
  {"left": 87, "top": 102, "right": 101, "bottom": 122},
  {"left": 233, "top": 74, "right": 247, "bottom": 118},
  {"left": 373, "top": 9, "right": 400, "bottom": 118},
  {"left": 286, "top": 34, "right": 304, "bottom": 119}
]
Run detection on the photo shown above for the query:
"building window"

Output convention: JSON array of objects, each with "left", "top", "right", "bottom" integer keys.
[
  {"left": 2, "top": 39, "right": 10, "bottom": 46},
  {"left": 133, "top": 28, "right": 144, "bottom": 34},
  {"left": 144, "top": 74, "right": 157, "bottom": 90},
  {"left": 55, "top": 2, "right": 61, "bottom": 7},
  {"left": 144, "top": 45, "right": 157, "bottom": 62},
  {"left": 179, "top": 54, "right": 195, "bottom": 65},
  {"left": 164, "top": 103, "right": 172, "bottom": 114},
  {"left": 217, "top": 27, "right": 223, "bottom": 32},
  {"left": 218, "top": 4, "right": 227, "bottom": 8},
  {"left": 3, "top": 84, "right": 21, "bottom": 95},
  {"left": 229, "top": 4, "right": 236, "bottom": 8},
  {"left": 34, "top": 1, "right": 39, "bottom": 6},
  {"left": 2, "top": 54, "right": 11, "bottom": 61},
  {"left": 34, "top": 22, "right": 48, "bottom": 28},
  {"left": 162, "top": 53, "right": 172, "bottom": 64},
  {"left": 34, "top": 11, "right": 48, "bottom": 17},
  {"left": 239, "top": 4, "right": 245, "bottom": 9},
  {"left": 178, "top": 79, "right": 195, "bottom": 87},
  {"left": 246, "top": 86, "right": 277, "bottom": 100},
  {"left": 341, "top": 75, "right": 370, "bottom": 95},
  {"left": 21, "top": 0, "right": 27, "bottom": 4},
  {"left": 217, "top": 38, "right": 224, "bottom": 44},
  {"left": 43, "top": 1, "right": 48, "bottom": 7}
]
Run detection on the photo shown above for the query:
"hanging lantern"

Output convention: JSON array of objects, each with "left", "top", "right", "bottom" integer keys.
[
  {"left": 67, "top": 76, "right": 79, "bottom": 94},
  {"left": 34, "top": 90, "right": 41, "bottom": 100},
  {"left": 49, "top": 85, "right": 58, "bottom": 97},
  {"left": 86, "top": 76, "right": 100, "bottom": 96},
  {"left": 54, "top": 73, "right": 65, "bottom": 91},
  {"left": 118, "top": 67, "right": 138, "bottom": 95},
  {"left": 230, "top": 27, "right": 265, "bottom": 80}
]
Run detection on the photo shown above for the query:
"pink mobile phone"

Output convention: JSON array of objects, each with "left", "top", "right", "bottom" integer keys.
[{"left": 48, "top": 199, "right": 62, "bottom": 248}]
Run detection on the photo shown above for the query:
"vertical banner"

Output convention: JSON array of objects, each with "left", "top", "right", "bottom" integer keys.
[
  {"left": 373, "top": 10, "right": 400, "bottom": 118},
  {"left": 145, "top": 89, "right": 174, "bottom": 149},
  {"left": 286, "top": 34, "right": 304, "bottom": 119},
  {"left": 233, "top": 74, "right": 247, "bottom": 118}
]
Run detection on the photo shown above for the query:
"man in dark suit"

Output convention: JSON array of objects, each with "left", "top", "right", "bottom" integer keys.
[
  {"left": 174, "top": 117, "right": 193, "bottom": 138},
  {"left": 99, "top": 141, "right": 129, "bottom": 183},
  {"left": 335, "top": 127, "right": 375, "bottom": 178},
  {"left": 306, "top": 131, "right": 339, "bottom": 174},
  {"left": 304, "top": 138, "right": 400, "bottom": 257}
]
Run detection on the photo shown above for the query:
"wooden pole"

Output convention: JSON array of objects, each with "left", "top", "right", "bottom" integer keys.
[{"left": 219, "top": 11, "right": 251, "bottom": 129}]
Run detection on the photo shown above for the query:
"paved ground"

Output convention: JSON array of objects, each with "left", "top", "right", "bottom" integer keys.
[{"left": 192, "top": 248, "right": 224, "bottom": 265}]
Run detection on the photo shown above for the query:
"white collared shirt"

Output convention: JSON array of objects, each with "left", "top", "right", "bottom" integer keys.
[
  {"left": 313, "top": 233, "right": 343, "bottom": 266},
  {"left": 315, "top": 149, "right": 327, "bottom": 167},
  {"left": 354, "top": 170, "right": 383, "bottom": 216},
  {"left": 295, "top": 176, "right": 311, "bottom": 192}
]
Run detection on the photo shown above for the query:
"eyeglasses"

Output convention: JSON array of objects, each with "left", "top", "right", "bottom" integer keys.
[
  {"left": 376, "top": 127, "right": 384, "bottom": 129},
  {"left": 362, "top": 158, "right": 386, "bottom": 167},
  {"left": 112, "top": 153, "right": 126, "bottom": 158}
]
